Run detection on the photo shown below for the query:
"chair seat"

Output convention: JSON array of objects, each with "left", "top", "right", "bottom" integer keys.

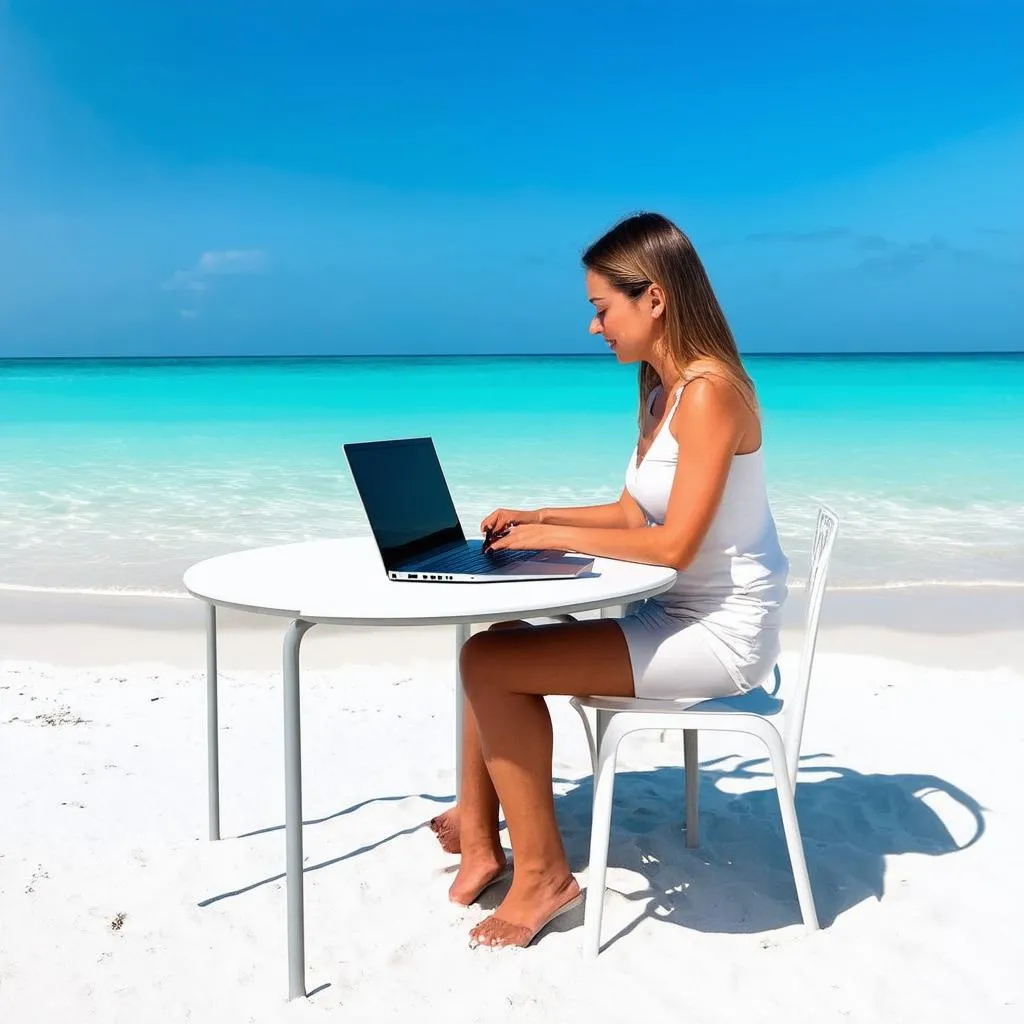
[{"left": 572, "top": 685, "right": 785, "bottom": 717}]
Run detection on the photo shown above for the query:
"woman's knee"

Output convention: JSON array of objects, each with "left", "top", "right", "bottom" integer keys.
[
  {"left": 460, "top": 632, "right": 486, "bottom": 687},
  {"left": 460, "top": 629, "right": 514, "bottom": 690},
  {"left": 459, "top": 621, "right": 530, "bottom": 687}
]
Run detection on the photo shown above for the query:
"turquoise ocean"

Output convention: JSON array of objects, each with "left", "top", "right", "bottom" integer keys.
[{"left": 1, "top": 355, "right": 1022, "bottom": 596}]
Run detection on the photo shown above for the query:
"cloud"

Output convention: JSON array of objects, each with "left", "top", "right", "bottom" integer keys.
[
  {"left": 857, "top": 236, "right": 986, "bottom": 274},
  {"left": 746, "top": 228, "right": 989, "bottom": 273},
  {"left": 196, "top": 249, "right": 267, "bottom": 275},
  {"left": 851, "top": 234, "right": 893, "bottom": 253},
  {"left": 165, "top": 248, "right": 267, "bottom": 293}
]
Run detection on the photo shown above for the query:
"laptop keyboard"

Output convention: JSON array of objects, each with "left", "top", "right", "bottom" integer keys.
[{"left": 413, "top": 546, "right": 541, "bottom": 574}]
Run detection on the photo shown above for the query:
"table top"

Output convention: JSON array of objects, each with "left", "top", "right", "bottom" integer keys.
[{"left": 183, "top": 537, "right": 677, "bottom": 625}]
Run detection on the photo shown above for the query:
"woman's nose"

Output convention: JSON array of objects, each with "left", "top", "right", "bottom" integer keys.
[{"left": 589, "top": 316, "right": 603, "bottom": 336}]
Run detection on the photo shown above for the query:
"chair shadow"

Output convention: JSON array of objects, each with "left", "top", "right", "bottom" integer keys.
[
  {"left": 552, "top": 755, "right": 985, "bottom": 940},
  {"left": 199, "top": 758, "right": 984, "bottom": 941}
]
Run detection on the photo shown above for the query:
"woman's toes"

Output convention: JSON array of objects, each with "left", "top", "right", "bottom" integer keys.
[
  {"left": 468, "top": 915, "right": 530, "bottom": 949},
  {"left": 428, "top": 809, "right": 461, "bottom": 854},
  {"left": 467, "top": 875, "right": 581, "bottom": 947},
  {"left": 429, "top": 808, "right": 456, "bottom": 834}
]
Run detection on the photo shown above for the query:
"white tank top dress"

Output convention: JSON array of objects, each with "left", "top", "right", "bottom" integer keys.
[{"left": 615, "top": 383, "right": 790, "bottom": 699}]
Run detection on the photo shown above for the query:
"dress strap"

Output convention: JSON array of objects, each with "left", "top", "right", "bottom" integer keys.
[
  {"left": 644, "top": 382, "right": 686, "bottom": 427},
  {"left": 665, "top": 382, "right": 687, "bottom": 420}
]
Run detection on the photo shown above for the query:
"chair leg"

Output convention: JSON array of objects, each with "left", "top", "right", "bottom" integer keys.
[
  {"left": 764, "top": 733, "right": 820, "bottom": 931},
  {"left": 683, "top": 729, "right": 699, "bottom": 847},
  {"left": 570, "top": 700, "right": 598, "bottom": 781},
  {"left": 583, "top": 718, "right": 619, "bottom": 959},
  {"left": 586, "top": 709, "right": 611, "bottom": 807}
]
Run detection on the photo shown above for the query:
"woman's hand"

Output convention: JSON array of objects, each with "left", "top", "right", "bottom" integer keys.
[
  {"left": 487, "top": 522, "right": 567, "bottom": 553},
  {"left": 480, "top": 507, "right": 541, "bottom": 535}
]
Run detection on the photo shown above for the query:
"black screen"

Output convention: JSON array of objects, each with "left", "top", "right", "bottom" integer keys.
[{"left": 344, "top": 437, "right": 466, "bottom": 569}]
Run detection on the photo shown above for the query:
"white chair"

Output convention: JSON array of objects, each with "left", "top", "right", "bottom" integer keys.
[{"left": 570, "top": 505, "right": 839, "bottom": 958}]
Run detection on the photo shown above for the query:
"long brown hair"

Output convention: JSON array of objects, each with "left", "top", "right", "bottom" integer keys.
[{"left": 582, "top": 212, "right": 756, "bottom": 428}]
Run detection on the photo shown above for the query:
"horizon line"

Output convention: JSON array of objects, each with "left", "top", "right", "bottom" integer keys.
[{"left": 2, "top": 350, "right": 1022, "bottom": 363}]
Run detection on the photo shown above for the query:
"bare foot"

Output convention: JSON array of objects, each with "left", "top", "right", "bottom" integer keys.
[
  {"left": 469, "top": 872, "right": 581, "bottom": 948},
  {"left": 428, "top": 807, "right": 460, "bottom": 854},
  {"left": 448, "top": 849, "right": 509, "bottom": 906}
]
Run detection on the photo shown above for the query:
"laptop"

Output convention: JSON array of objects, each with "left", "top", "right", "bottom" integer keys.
[{"left": 343, "top": 437, "right": 594, "bottom": 582}]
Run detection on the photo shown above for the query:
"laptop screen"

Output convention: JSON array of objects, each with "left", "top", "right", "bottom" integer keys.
[{"left": 344, "top": 437, "right": 466, "bottom": 569}]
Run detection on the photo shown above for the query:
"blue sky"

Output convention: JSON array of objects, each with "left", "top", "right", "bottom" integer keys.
[{"left": 1, "top": 1, "right": 1021, "bottom": 357}]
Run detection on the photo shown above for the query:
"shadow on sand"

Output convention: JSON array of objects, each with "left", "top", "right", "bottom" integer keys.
[
  {"left": 549, "top": 754, "right": 984, "bottom": 940},
  {"left": 200, "top": 754, "right": 984, "bottom": 942}
]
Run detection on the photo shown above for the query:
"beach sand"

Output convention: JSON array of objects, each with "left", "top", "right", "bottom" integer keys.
[{"left": 1, "top": 590, "right": 1022, "bottom": 1022}]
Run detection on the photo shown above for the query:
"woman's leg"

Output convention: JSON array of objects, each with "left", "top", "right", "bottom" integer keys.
[
  {"left": 435, "top": 621, "right": 536, "bottom": 904},
  {"left": 430, "top": 620, "right": 537, "bottom": 855},
  {"left": 458, "top": 618, "right": 636, "bottom": 947},
  {"left": 429, "top": 691, "right": 484, "bottom": 855}
]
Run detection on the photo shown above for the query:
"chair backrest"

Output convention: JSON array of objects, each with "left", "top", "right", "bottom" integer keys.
[{"left": 783, "top": 505, "right": 840, "bottom": 782}]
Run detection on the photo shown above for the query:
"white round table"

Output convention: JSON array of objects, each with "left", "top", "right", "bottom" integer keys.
[{"left": 184, "top": 537, "right": 676, "bottom": 1000}]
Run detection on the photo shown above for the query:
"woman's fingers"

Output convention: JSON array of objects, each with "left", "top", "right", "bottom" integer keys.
[
  {"left": 482, "top": 508, "right": 536, "bottom": 537},
  {"left": 488, "top": 523, "right": 520, "bottom": 550},
  {"left": 481, "top": 509, "right": 514, "bottom": 533}
]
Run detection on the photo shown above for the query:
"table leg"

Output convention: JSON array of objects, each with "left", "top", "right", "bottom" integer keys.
[
  {"left": 206, "top": 603, "right": 221, "bottom": 842},
  {"left": 454, "top": 622, "right": 471, "bottom": 801},
  {"left": 283, "top": 618, "right": 316, "bottom": 1001}
]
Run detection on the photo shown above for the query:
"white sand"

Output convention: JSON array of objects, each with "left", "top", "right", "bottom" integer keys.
[{"left": 2, "top": 612, "right": 1023, "bottom": 1022}]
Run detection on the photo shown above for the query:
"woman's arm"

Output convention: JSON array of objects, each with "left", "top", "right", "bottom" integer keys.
[
  {"left": 538, "top": 489, "right": 647, "bottom": 529},
  {"left": 482, "top": 489, "right": 646, "bottom": 534},
  {"left": 492, "top": 378, "right": 746, "bottom": 569}
]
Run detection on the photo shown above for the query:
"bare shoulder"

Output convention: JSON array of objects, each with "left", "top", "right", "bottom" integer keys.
[
  {"left": 671, "top": 365, "right": 756, "bottom": 448},
  {"left": 676, "top": 372, "right": 747, "bottom": 421}
]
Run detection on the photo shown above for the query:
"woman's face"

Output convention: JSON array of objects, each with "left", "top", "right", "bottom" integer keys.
[{"left": 586, "top": 270, "right": 660, "bottom": 364}]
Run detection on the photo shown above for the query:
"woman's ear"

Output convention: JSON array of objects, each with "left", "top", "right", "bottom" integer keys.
[{"left": 649, "top": 283, "right": 666, "bottom": 320}]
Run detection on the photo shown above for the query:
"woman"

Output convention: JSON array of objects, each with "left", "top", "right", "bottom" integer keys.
[{"left": 433, "top": 212, "right": 789, "bottom": 949}]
